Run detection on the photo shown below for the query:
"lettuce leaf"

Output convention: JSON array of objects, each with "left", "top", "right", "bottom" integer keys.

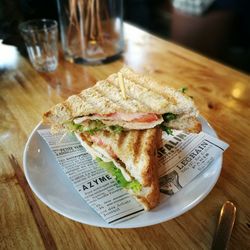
[
  {"left": 95, "top": 157, "right": 142, "bottom": 193},
  {"left": 160, "top": 112, "right": 177, "bottom": 134},
  {"left": 109, "top": 125, "right": 123, "bottom": 133},
  {"left": 63, "top": 120, "right": 123, "bottom": 134},
  {"left": 160, "top": 124, "right": 173, "bottom": 135},
  {"left": 162, "top": 113, "right": 177, "bottom": 123},
  {"left": 64, "top": 120, "right": 123, "bottom": 135},
  {"left": 179, "top": 86, "right": 188, "bottom": 93}
]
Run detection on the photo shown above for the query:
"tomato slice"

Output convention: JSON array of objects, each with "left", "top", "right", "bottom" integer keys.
[
  {"left": 131, "top": 114, "right": 159, "bottom": 123},
  {"left": 94, "top": 113, "right": 116, "bottom": 117}
]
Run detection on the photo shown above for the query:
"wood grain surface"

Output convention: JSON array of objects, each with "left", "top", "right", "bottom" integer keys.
[{"left": 0, "top": 23, "right": 249, "bottom": 250}]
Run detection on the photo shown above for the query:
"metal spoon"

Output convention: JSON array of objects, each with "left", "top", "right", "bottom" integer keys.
[{"left": 211, "top": 201, "right": 236, "bottom": 250}]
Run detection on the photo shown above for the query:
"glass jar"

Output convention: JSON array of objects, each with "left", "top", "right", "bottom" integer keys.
[{"left": 56, "top": 0, "right": 124, "bottom": 64}]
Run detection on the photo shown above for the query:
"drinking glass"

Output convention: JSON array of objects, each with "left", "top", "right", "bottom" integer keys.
[{"left": 19, "top": 19, "right": 58, "bottom": 72}]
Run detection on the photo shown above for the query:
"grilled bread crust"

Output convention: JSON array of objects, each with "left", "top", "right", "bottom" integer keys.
[
  {"left": 80, "top": 128, "right": 161, "bottom": 210},
  {"left": 168, "top": 116, "right": 202, "bottom": 133},
  {"left": 43, "top": 66, "right": 200, "bottom": 133}
]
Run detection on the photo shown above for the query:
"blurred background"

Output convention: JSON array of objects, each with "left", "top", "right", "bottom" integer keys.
[{"left": 0, "top": 0, "right": 249, "bottom": 73}]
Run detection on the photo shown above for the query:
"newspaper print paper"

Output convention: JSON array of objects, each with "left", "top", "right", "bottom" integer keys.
[{"left": 38, "top": 129, "right": 228, "bottom": 224}]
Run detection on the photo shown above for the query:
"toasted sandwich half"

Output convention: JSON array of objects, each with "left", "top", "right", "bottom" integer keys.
[
  {"left": 75, "top": 128, "right": 161, "bottom": 210},
  {"left": 43, "top": 66, "right": 201, "bottom": 134}
]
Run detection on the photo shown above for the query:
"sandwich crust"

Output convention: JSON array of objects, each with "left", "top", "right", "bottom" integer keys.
[{"left": 168, "top": 116, "right": 202, "bottom": 133}]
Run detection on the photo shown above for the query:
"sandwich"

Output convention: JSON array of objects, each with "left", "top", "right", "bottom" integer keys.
[
  {"left": 75, "top": 127, "right": 161, "bottom": 210},
  {"left": 43, "top": 66, "right": 201, "bottom": 210},
  {"left": 43, "top": 66, "right": 201, "bottom": 135}
]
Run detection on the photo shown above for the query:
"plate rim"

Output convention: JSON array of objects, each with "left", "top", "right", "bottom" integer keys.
[{"left": 23, "top": 117, "right": 223, "bottom": 228}]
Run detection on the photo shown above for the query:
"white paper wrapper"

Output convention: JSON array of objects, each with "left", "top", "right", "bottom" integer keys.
[{"left": 38, "top": 129, "right": 228, "bottom": 224}]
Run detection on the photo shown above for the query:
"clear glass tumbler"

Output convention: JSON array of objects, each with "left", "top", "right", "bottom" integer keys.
[
  {"left": 56, "top": 0, "right": 124, "bottom": 64},
  {"left": 19, "top": 19, "right": 58, "bottom": 72}
]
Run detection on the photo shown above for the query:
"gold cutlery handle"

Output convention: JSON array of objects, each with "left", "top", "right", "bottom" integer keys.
[{"left": 211, "top": 201, "right": 236, "bottom": 250}]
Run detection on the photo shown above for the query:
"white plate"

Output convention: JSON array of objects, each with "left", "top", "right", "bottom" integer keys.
[{"left": 23, "top": 117, "right": 222, "bottom": 228}]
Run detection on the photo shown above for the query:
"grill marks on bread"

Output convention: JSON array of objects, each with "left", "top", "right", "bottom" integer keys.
[
  {"left": 107, "top": 74, "right": 169, "bottom": 113},
  {"left": 119, "top": 67, "right": 198, "bottom": 115},
  {"left": 117, "top": 132, "right": 126, "bottom": 148},
  {"left": 120, "top": 67, "right": 178, "bottom": 105},
  {"left": 132, "top": 131, "right": 143, "bottom": 164},
  {"left": 79, "top": 88, "right": 123, "bottom": 114},
  {"left": 90, "top": 128, "right": 160, "bottom": 187},
  {"left": 52, "top": 70, "right": 182, "bottom": 120},
  {"left": 94, "top": 80, "right": 153, "bottom": 113},
  {"left": 116, "top": 130, "right": 145, "bottom": 169}
]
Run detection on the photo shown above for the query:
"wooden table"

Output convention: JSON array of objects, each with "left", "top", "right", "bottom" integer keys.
[{"left": 0, "top": 23, "right": 249, "bottom": 250}]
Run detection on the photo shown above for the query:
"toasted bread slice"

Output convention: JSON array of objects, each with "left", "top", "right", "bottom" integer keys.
[
  {"left": 75, "top": 128, "right": 161, "bottom": 210},
  {"left": 43, "top": 66, "right": 201, "bottom": 133}
]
